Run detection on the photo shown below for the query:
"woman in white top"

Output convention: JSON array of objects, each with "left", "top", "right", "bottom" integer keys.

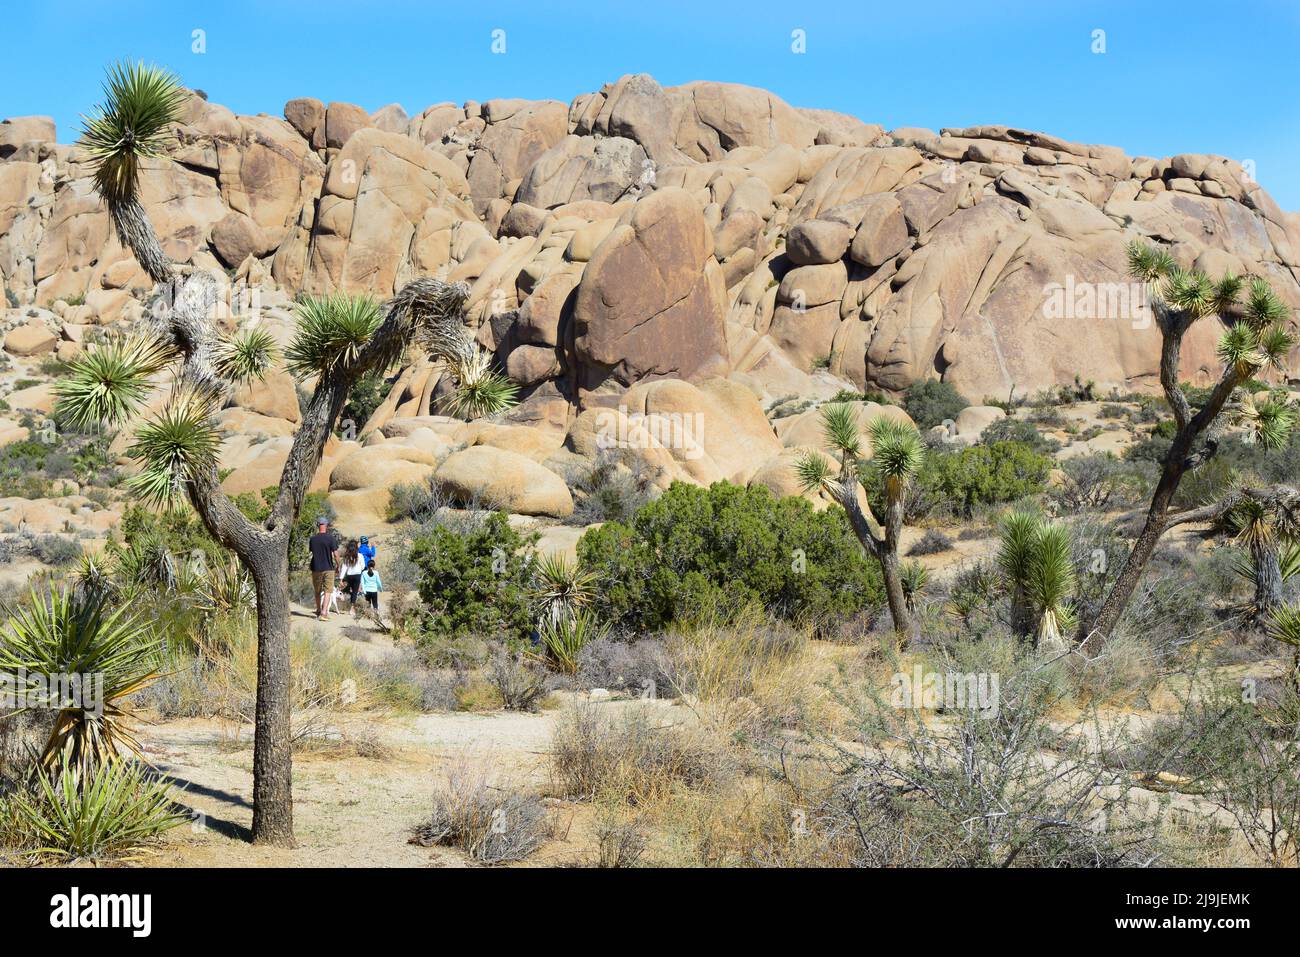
[{"left": 339, "top": 539, "right": 366, "bottom": 607}]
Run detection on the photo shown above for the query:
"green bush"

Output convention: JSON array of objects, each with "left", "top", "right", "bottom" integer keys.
[
  {"left": 577, "top": 481, "right": 885, "bottom": 632},
  {"left": 916, "top": 442, "right": 1052, "bottom": 517},
  {"left": 980, "top": 418, "right": 1060, "bottom": 454},
  {"left": 406, "top": 511, "right": 537, "bottom": 645},
  {"left": 902, "top": 379, "right": 969, "bottom": 430}
]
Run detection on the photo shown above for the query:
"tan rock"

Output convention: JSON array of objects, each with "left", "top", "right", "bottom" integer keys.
[
  {"left": 4, "top": 322, "right": 57, "bottom": 356},
  {"left": 434, "top": 445, "right": 574, "bottom": 517}
]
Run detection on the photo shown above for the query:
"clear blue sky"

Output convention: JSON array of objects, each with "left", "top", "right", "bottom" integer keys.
[{"left": 3, "top": 0, "right": 1298, "bottom": 209}]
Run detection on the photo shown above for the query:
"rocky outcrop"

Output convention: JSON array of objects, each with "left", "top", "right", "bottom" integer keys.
[{"left": 4, "top": 73, "right": 1299, "bottom": 538}]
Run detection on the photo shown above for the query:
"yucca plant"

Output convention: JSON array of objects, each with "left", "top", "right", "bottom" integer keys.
[
  {"left": 124, "top": 388, "right": 223, "bottom": 511},
  {"left": 998, "top": 512, "right": 1077, "bottom": 648},
  {"left": 531, "top": 553, "right": 598, "bottom": 630},
  {"left": 899, "top": 560, "right": 930, "bottom": 614},
  {"left": 197, "top": 555, "right": 256, "bottom": 624},
  {"left": 79, "top": 61, "right": 189, "bottom": 283},
  {"left": 797, "top": 403, "right": 925, "bottom": 640},
  {"left": 1084, "top": 242, "right": 1298, "bottom": 647},
  {"left": 57, "top": 63, "right": 483, "bottom": 845},
  {"left": 214, "top": 325, "right": 279, "bottom": 384},
  {"left": 12, "top": 753, "right": 185, "bottom": 860},
  {"left": 71, "top": 552, "right": 118, "bottom": 605},
  {"left": 51, "top": 334, "right": 174, "bottom": 431},
  {"left": 1267, "top": 603, "right": 1300, "bottom": 695},
  {"left": 536, "top": 609, "right": 607, "bottom": 675},
  {"left": 436, "top": 344, "right": 519, "bottom": 420},
  {"left": 996, "top": 510, "right": 1041, "bottom": 637},
  {"left": 0, "top": 587, "right": 162, "bottom": 772},
  {"left": 1024, "top": 522, "right": 1077, "bottom": 649}
]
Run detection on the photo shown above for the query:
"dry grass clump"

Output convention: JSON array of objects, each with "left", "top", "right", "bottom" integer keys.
[
  {"left": 412, "top": 756, "right": 552, "bottom": 864},
  {"left": 551, "top": 703, "right": 723, "bottom": 805},
  {"left": 660, "top": 606, "right": 830, "bottom": 737}
]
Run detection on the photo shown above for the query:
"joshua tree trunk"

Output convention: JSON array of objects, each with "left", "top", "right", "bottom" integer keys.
[
  {"left": 834, "top": 476, "right": 918, "bottom": 642},
  {"left": 1250, "top": 537, "right": 1284, "bottom": 623},
  {"left": 249, "top": 546, "right": 293, "bottom": 844},
  {"left": 1079, "top": 311, "right": 1238, "bottom": 649}
]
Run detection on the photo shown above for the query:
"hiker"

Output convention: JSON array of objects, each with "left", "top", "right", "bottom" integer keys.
[
  {"left": 340, "top": 539, "right": 365, "bottom": 607},
  {"left": 359, "top": 560, "right": 383, "bottom": 614},
  {"left": 308, "top": 518, "right": 340, "bottom": 621},
  {"left": 359, "top": 535, "right": 376, "bottom": 567}
]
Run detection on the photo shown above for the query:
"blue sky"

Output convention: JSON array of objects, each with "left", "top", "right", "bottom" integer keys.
[{"left": 3, "top": 0, "right": 1298, "bottom": 209}]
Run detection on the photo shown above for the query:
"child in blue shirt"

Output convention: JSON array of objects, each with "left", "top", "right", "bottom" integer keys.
[{"left": 359, "top": 560, "right": 383, "bottom": 612}]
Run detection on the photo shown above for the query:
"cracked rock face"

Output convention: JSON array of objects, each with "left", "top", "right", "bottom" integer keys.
[{"left": 3, "top": 73, "right": 1298, "bottom": 416}]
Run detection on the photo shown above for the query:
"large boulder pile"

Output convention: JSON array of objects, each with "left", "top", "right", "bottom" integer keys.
[{"left": 3, "top": 74, "right": 1298, "bottom": 537}]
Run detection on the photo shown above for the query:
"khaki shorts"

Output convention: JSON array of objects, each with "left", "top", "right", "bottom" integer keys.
[{"left": 311, "top": 570, "right": 334, "bottom": 600}]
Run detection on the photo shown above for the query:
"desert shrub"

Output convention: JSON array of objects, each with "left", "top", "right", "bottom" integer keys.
[
  {"left": 1124, "top": 432, "right": 1173, "bottom": 464},
  {"left": 836, "top": 640, "right": 1170, "bottom": 866},
  {"left": 411, "top": 758, "right": 551, "bottom": 863},
  {"left": 907, "top": 529, "right": 952, "bottom": 556},
  {"left": 1124, "top": 688, "right": 1300, "bottom": 866},
  {"left": 578, "top": 481, "right": 884, "bottom": 633},
  {"left": 386, "top": 476, "right": 447, "bottom": 524},
  {"left": 1050, "top": 454, "right": 1152, "bottom": 511},
  {"left": 1171, "top": 457, "right": 1239, "bottom": 509},
  {"left": 551, "top": 702, "right": 721, "bottom": 804},
  {"left": 567, "top": 454, "right": 660, "bottom": 526},
  {"left": 592, "top": 804, "right": 649, "bottom": 867},
  {"left": 576, "top": 637, "right": 670, "bottom": 695},
  {"left": 356, "top": 646, "right": 461, "bottom": 712},
  {"left": 909, "top": 442, "right": 1052, "bottom": 518},
  {"left": 29, "top": 534, "right": 81, "bottom": 566},
  {"left": 485, "top": 650, "right": 548, "bottom": 712},
  {"left": 902, "top": 378, "right": 969, "bottom": 430},
  {"left": 406, "top": 511, "right": 536, "bottom": 645},
  {"left": 946, "top": 559, "right": 1003, "bottom": 626},
  {"left": 980, "top": 417, "right": 1060, "bottom": 454}
]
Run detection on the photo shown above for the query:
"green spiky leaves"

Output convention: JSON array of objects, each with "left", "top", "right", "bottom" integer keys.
[
  {"left": 1126, "top": 241, "right": 1176, "bottom": 285},
  {"left": 794, "top": 452, "right": 834, "bottom": 494},
  {"left": 1268, "top": 603, "right": 1300, "bottom": 649},
  {"left": 80, "top": 61, "right": 189, "bottom": 206},
  {"left": 997, "top": 511, "right": 1076, "bottom": 646},
  {"left": 867, "top": 417, "right": 924, "bottom": 484},
  {"left": 436, "top": 345, "right": 519, "bottom": 420},
  {"left": 52, "top": 334, "right": 175, "bottom": 431},
  {"left": 123, "top": 390, "right": 221, "bottom": 510},
  {"left": 819, "top": 402, "right": 862, "bottom": 458},
  {"left": 285, "top": 293, "right": 383, "bottom": 379},
  {"left": 214, "top": 325, "right": 279, "bottom": 384}
]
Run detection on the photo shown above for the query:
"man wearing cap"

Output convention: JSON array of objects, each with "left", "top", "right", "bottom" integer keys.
[{"left": 308, "top": 517, "right": 340, "bottom": 620}]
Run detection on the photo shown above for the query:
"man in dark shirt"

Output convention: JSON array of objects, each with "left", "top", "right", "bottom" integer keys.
[{"left": 308, "top": 518, "right": 340, "bottom": 620}]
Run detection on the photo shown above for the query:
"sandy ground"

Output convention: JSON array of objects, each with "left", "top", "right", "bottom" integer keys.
[{"left": 145, "top": 598, "right": 680, "bottom": 867}]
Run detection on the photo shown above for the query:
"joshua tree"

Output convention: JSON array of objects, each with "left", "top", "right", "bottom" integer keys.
[
  {"left": 1080, "top": 241, "right": 1297, "bottom": 647},
  {"left": 55, "top": 62, "right": 478, "bottom": 844},
  {"left": 796, "top": 403, "right": 924, "bottom": 641},
  {"left": 997, "top": 511, "right": 1076, "bottom": 648},
  {"left": 1227, "top": 496, "right": 1299, "bottom": 623}
]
